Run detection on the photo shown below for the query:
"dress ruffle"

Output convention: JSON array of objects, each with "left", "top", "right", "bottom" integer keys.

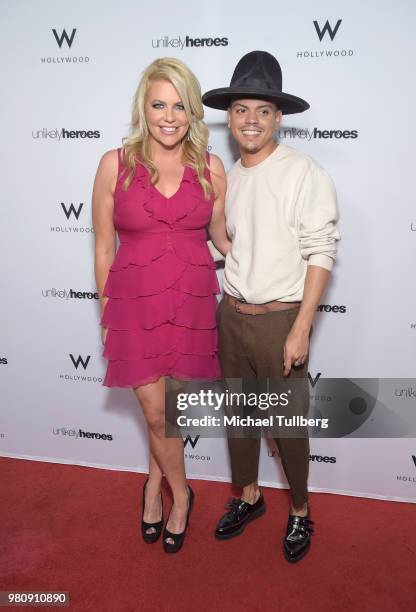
[
  {"left": 103, "top": 353, "right": 221, "bottom": 388},
  {"left": 104, "top": 258, "right": 219, "bottom": 299},
  {"left": 101, "top": 291, "right": 218, "bottom": 331},
  {"left": 102, "top": 156, "right": 220, "bottom": 388},
  {"left": 137, "top": 163, "right": 201, "bottom": 228},
  {"left": 103, "top": 326, "right": 218, "bottom": 360},
  {"left": 110, "top": 237, "right": 216, "bottom": 271}
]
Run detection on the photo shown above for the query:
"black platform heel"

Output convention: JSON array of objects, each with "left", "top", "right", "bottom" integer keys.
[
  {"left": 163, "top": 486, "right": 195, "bottom": 554},
  {"left": 141, "top": 479, "right": 163, "bottom": 544}
]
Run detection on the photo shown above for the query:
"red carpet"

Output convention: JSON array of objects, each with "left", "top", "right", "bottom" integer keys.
[{"left": 0, "top": 457, "right": 415, "bottom": 612}]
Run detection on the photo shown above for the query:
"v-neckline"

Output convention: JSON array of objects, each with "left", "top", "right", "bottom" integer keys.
[{"left": 152, "top": 165, "right": 188, "bottom": 200}]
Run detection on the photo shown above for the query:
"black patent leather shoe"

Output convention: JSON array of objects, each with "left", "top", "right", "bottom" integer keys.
[
  {"left": 215, "top": 492, "right": 265, "bottom": 540},
  {"left": 141, "top": 479, "right": 163, "bottom": 544},
  {"left": 163, "top": 486, "right": 195, "bottom": 554},
  {"left": 283, "top": 513, "right": 314, "bottom": 563}
]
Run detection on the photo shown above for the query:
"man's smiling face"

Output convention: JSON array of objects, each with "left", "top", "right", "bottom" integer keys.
[{"left": 228, "top": 98, "right": 282, "bottom": 156}]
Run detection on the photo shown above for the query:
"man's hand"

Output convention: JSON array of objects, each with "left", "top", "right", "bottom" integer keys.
[
  {"left": 282, "top": 265, "right": 331, "bottom": 376},
  {"left": 283, "top": 328, "right": 309, "bottom": 377}
]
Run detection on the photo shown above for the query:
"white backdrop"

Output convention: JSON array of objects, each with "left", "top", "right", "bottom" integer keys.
[{"left": 1, "top": 0, "right": 415, "bottom": 503}]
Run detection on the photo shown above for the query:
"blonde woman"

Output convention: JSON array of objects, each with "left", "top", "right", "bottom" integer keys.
[{"left": 92, "top": 58, "right": 229, "bottom": 553}]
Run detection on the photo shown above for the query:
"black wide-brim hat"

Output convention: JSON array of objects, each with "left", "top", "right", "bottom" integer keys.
[{"left": 202, "top": 50, "right": 309, "bottom": 115}]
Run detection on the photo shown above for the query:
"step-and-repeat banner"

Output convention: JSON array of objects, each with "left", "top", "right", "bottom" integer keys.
[{"left": 1, "top": 0, "right": 415, "bottom": 502}]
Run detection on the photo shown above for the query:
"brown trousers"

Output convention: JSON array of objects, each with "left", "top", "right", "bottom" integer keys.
[{"left": 217, "top": 296, "right": 309, "bottom": 508}]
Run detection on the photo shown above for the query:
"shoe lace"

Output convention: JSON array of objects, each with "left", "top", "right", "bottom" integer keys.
[
  {"left": 290, "top": 516, "right": 314, "bottom": 535},
  {"left": 226, "top": 498, "right": 246, "bottom": 516}
]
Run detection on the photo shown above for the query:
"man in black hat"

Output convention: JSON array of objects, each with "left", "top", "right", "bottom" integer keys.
[{"left": 203, "top": 51, "right": 340, "bottom": 562}]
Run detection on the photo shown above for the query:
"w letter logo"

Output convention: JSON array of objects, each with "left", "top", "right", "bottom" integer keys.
[
  {"left": 308, "top": 372, "right": 322, "bottom": 388},
  {"left": 52, "top": 28, "right": 77, "bottom": 48},
  {"left": 60, "top": 202, "right": 83, "bottom": 220},
  {"left": 183, "top": 435, "right": 199, "bottom": 449},
  {"left": 313, "top": 20, "right": 342, "bottom": 42},
  {"left": 69, "top": 354, "right": 90, "bottom": 370}
]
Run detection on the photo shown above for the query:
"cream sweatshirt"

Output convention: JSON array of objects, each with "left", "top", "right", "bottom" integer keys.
[{"left": 223, "top": 143, "right": 340, "bottom": 303}]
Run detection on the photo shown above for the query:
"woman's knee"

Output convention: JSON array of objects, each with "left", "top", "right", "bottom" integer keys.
[
  {"left": 144, "top": 410, "right": 166, "bottom": 436},
  {"left": 134, "top": 379, "right": 166, "bottom": 435}
]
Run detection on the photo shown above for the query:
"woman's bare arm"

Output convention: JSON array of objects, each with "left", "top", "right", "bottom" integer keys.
[
  {"left": 207, "top": 154, "right": 230, "bottom": 256},
  {"left": 92, "top": 150, "right": 118, "bottom": 336}
]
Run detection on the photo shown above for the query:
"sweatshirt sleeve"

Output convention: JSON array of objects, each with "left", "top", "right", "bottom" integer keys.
[{"left": 297, "top": 162, "right": 340, "bottom": 271}]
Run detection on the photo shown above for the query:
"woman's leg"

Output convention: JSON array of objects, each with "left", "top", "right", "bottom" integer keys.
[
  {"left": 134, "top": 377, "right": 189, "bottom": 540},
  {"left": 141, "top": 450, "right": 163, "bottom": 534}
]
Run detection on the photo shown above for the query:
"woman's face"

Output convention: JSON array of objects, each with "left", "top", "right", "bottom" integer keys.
[{"left": 144, "top": 79, "right": 190, "bottom": 150}]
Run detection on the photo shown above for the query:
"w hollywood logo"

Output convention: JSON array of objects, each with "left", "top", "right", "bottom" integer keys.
[
  {"left": 50, "top": 202, "right": 93, "bottom": 233},
  {"left": 297, "top": 18, "right": 353, "bottom": 59},
  {"left": 183, "top": 435, "right": 210, "bottom": 461},
  {"left": 396, "top": 455, "right": 416, "bottom": 483},
  {"left": 58, "top": 354, "right": 102, "bottom": 384},
  {"left": 42, "top": 28, "right": 89, "bottom": 64},
  {"left": 52, "top": 28, "right": 77, "bottom": 48}
]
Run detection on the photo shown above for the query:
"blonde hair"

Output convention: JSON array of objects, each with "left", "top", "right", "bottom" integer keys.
[{"left": 122, "top": 57, "right": 212, "bottom": 198}]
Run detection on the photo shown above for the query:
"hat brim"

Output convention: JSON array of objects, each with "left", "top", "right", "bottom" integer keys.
[{"left": 202, "top": 87, "right": 309, "bottom": 115}]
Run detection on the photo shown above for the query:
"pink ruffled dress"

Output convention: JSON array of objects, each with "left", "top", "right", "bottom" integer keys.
[{"left": 101, "top": 150, "right": 221, "bottom": 387}]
